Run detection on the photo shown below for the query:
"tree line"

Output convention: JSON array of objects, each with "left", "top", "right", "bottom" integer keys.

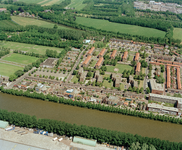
[
  {"left": 0, "top": 108, "right": 181, "bottom": 149},
  {"left": 0, "top": 47, "right": 10, "bottom": 58},
  {"left": 0, "top": 86, "right": 182, "bottom": 126}
]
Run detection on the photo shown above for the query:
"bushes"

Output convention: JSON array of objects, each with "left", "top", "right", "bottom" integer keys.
[
  {"left": 0, "top": 86, "right": 182, "bottom": 125},
  {"left": 0, "top": 109, "right": 182, "bottom": 149}
]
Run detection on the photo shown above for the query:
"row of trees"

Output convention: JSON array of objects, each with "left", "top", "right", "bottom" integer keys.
[
  {"left": 0, "top": 47, "right": 10, "bottom": 58},
  {"left": 1, "top": 108, "right": 181, "bottom": 149},
  {"left": 0, "top": 12, "right": 11, "bottom": 20},
  {"left": 0, "top": 86, "right": 182, "bottom": 126}
]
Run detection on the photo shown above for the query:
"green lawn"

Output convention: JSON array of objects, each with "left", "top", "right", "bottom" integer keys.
[
  {"left": 90, "top": 60, "right": 97, "bottom": 67},
  {"left": 41, "top": 0, "right": 64, "bottom": 6},
  {"left": 71, "top": 75, "right": 78, "bottom": 83},
  {"left": 106, "top": 64, "right": 133, "bottom": 73},
  {"left": 76, "top": 17, "right": 166, "bottom": 38},
  {"left": 0, "top": 41, "right": 64, "bottom": 55},
  {"left": 3, "top": 53, "right": 39, "bottom": 65},
  {"left": 0, "top": 63, "right": 23, "bottom": 77},
  {"left": 103, "top": 80, "right": 113, "bottom": 88},
  {"left": 67, "top": 0, "right": 86, "bottom": 10},
  {"left": 0, "top": 4, "right": 13, "bottom": 8},
  {"left": 18, "top": 0, "right": 45, "bottom": 3},
  {"left": 0, "top": 20, "right": 18, "bottom": 28},
  {"left": 129, "top": 55, "right": 134, "bottom": 61},
  {"left": 11, "top": 16, "right": 71, "bottom": 30},
  {"left": 173, "top": 28, "right": 182, "bottom": 41}
]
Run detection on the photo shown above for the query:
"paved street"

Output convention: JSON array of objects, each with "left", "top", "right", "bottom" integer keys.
[{"left": 66, "top": 49, "right": 86, "bottom": 83}]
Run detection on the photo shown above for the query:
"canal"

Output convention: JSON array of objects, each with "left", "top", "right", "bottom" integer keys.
[{"left": 0, "top": 93, "right": 182, "bottom": 142}]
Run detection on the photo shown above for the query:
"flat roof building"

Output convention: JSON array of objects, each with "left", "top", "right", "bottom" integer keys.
[
  {"left": 149, "top": 79, "right": 164, "bottom": 95},
  {"left": 73, "top": 136, "right": 97, "bottom": 147},
  {"left": 147, "top": 103, "right": 178, "bottom": 115},
  {"left": 149, "top": 93, "right": 182, "bottom": 107}
]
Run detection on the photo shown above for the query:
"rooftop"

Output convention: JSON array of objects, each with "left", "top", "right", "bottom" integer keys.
[
  {"left": 98, "top": 48, "right": 106, "bottom": 56},
  {"left": 148, "top": 103, "right": 178, "bottom": 112},
  {"left": 83, "top": 55, "right": 91, "bottom": 65},
  {"left": 95, "top": 57, "right": 103, "bottom": 67},
  {"left": 149, "top": 79, "right": 163, "bottom": 91},
  {"left": 149, "top": 93, "right": 182, "bottom": 103}
]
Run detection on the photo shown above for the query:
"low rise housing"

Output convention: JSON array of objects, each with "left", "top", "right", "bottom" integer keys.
[
  {"left": 87, "top": 47, "right": 95, "bottom": 56},
  {"left": 147, "top": 103, "right": 179, "bottom": 115},
  {"left": 95, "top": 57, "right": 104, "bottom": 69},
  {"left": 177, "top": 67, "right": 181, "bottom": 90},
  {"left": 98, "top": 48, "right": 106, "bottom": 58},
  {"left": 135, "top": 62, "right": 141, "bottom": 75},
  {"left": 122, "top": 51, "right": 128, "bottom": 62},
  {"left": 135, "top": 53, "right": 140, "bottom": 62},
  {"left": 110, "top": 50, "right": 117, "bottom": 59},
  {"left": 102, "top": 96, "right": 120, "bottom": 105},
  {"left": 166, "top": 65, "right": 171, "bottom": 88},
  {"left": 82, "top": 55, "right": 91, "bottom": 67},
  {"left": 97, "top": 75, "right": 103, "bottom": 83}
]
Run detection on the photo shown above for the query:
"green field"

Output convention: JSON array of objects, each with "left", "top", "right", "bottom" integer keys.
[
  {"left": 0, "top": 63, "right": 23, "bottom": 77},
  {"left": 17, "top": 0, "right": 63, "bottom": 5},
  {"left": 18, "top": 0, "right": 45, "bottom": 3},
  {"left": 90, "top": 60, "right": 97, "bottom": 67},
  {"left": 0, "top": 4, "right": 13, "bottom": 8},
  {"left": 3, "top": 53, "right": 39, "bottom": 65},
  {"left": 0, "top": 20, "right": 18, "bottom": 28},
  {"left": 67, "top": 0, "right": 86, "bottom": 10},
  {"left": 11, "top": 16, "right": 71, "bottom": 30},
  {"left": 76, "top": 17, "right": 166, "bottom": 38},
  {"left": 106, "top": 64, "right": 132, "bottom": 73},
  {"left": 173, "top": 28, "right": 182, "bottom": 41},
  {"left": 0, "top": 41, "right": 64, "bottom": 55}
]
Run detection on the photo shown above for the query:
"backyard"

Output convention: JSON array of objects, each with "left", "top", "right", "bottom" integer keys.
[
  {"left": 0, "top": 41, "right": 64, "bottom": 55},
  {"left": 76, "top": 17, "right": 166, "bottom": 38},
  {"left": 0, "top": 63, "right": 23, "bottom": 77},
  {"left": 106, "top": 64, "right": 133, "bottom": 74},
  {"left": 2, "top": 53, "right": 39, "bottom": 65}
]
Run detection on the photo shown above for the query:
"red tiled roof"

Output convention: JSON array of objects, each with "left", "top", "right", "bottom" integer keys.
[
  {"left": 123, "top": 51, "right": 128, "bottom": 59},
  {"left": 135, "top": 53, "right": 139, "bottom": 61},
  {"left": 95, "top": 57, "right": 104, "bottom": 67},
  {"left": 98, "top": 48, "right": 106, "bottom": 56},
  {"left": 177, "top": 67, "right": 181, "bottom": 90},
  {"left": 167, "top": 66, "right": 170, "bottom": 88},
  {"left": 83, "top": 55, "right": 91, "bottom": 65},
  {"left": 87, "top": 47, "right": 95, "bottom": 55},
  {"left": 111, "top": 50, "right": 117, "bottom": 58},
  {"left": 136, "top": 62, "right": 141, "bottom": 72}
]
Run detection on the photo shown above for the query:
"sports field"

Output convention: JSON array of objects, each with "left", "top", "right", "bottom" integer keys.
[
  {"left": 0, "top": 20, "right": 18, "bottom": 28},
  {"left": 2, "top": 53, "right": 39, "bottom": 65},
  {"left": 67, "top": 0, "right": 86, "bottom": 10},
  {"left": 173, "top": 28, "right": 182, "bottom": 41},
  {"left": 0, "top": 41, "right": 64, "bottom": 55},
  {"left": 106, "top": 64, "right": 132, "bottom": 74},
  {"left": 11, "top": 16, "right": 71, "bottom": 30},
  {"left": 76, "top": 17, "right": 166, "bottom": 38},
  {"left": 0, "top": 63, "right": 23, "bottom": 77}
]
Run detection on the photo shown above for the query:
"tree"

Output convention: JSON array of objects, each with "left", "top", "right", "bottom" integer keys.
[
  {"left": 131, "top": 61, "right": 136, "bottom": 67},
  {"left": 87, "top": 71, "right": 92, "bottom": 77},
  {"left": 15, "top": 70, "right": 24, "bottom": 77},
  {"left": 130, "top": 142, "right": 141, "bottom": 150},
  {"left": 9, "top": 74, "right": 17, "bottom": 82},
  {"left": 141, "top": 143, "right": 148, "bottom": 150},
  {"left": 139, "top": 87, "right": 144, "bottom": 93},
  {"left": 54, "top": 24, "right": 58, "bottom": 29},
  {"left": 146, "top": 87, "right": 150, "bottom": 94}
]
